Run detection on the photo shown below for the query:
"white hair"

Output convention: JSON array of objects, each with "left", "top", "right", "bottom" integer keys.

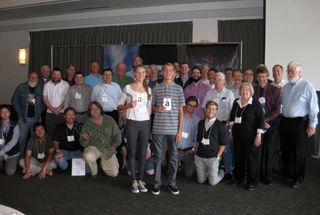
[
  {"left": 287, "top": 61, "right": 302, "bottom": 73},
  {"left": 215, "top": 72, "right": 226, "bottom": 80}
]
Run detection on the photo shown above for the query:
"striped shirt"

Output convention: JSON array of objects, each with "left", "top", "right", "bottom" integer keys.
[{"left": 152, "top": 82, "right": 185, "bottom": 135}]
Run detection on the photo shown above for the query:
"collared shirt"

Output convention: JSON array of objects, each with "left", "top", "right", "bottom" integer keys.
[
  {"left": 202, "top": 87, "right": 234, "bottom": 121},
  {"left": 282, "top": 78, "right": 319, "bottom": 127},
  {"left": 65, "top": 84, "right": 92, "bottom": 113},
  {"left": 236, "top": 96, "right": 253, "bottom": 108},
  {"left": 84, "top": 73, "right": 102, "bottom": 88},
  {"left": 230, "top": 86, "right": 240, "bottom": 99},
  {"left": 176, "top": 114, "right": 199, "bottom": 150},
  {"left": 112, "top": 75, "right": 134, "bottom": 89},
  {"left": 152, "top": 81, "right": 185, "bottom": 135},
  {"left": 225, "top": 81, "right": 235, "bottom": 89},
  {"left": 184, "top": 82, "right": 210, "bottom": 119},
  {"left": 91, "top": 82, "right": 122, "bottom": 112},
  {"left": 43, "top": 80, "right": 69, "bottom": 113},
  {"left": 205, "top": 117, "right": 216, "bottom": 131}
]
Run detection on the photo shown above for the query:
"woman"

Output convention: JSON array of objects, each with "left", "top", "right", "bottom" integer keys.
[
  {"left": 229, "top": 82, "right": 264, "bottom": 190},
  {"left": 118, "top": 65, "right": 152, "bottom": 193},
  {"left": 0, "top": 105, "right": 20, "bottom": 175}
]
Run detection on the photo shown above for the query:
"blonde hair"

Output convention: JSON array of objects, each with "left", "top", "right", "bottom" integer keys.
[{"left": 239, "top": 82, "right": 254, "bottom": 96}]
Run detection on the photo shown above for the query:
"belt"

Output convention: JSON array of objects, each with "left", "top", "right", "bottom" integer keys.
[
  {"left": 177, "top": 147, "right": 193, "bottom": 152},
  {"left": 76, "top": 111, "right": 88, "bottom": 114},
  {"left": 281, "top": 115, "right": 308, "bottom": 121}
]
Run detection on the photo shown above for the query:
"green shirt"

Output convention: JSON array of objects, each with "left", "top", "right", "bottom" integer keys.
[
  {"left": 112, "top": 75, "right": 134, "bottom": 89},
  {"left": 81, "top": 115, "right": 121, "bottom": 159}
]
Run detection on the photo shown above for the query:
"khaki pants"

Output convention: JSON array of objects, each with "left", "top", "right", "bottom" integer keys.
[
  {"left": 19, "top": 157, "right": 57, "bottom": 175},
  {"left": 83, "top": 146, "right": 119, "bottom": 177}
]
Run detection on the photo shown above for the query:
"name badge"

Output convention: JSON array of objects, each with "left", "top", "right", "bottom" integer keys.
[
  {"left": 201, "top": 138, "right": 210, "bottom": 145},
  {"left": 235, "top": 117, "right": 242, "bottom": 124},
  {"left": 32, "top": 98, "right": 36, "bottom": 104},
  {"left": 102, "top": 93, "right": 108, "bottom": 102},
  {"left": 37, "top": 152, "right": 45, "bottom": 159},
  {"left": 163, "top": 98, "right": 172, "bottom": 111},
  {"left": 124, "top": 137, "right": 127, "bottom": 144},
  {"left": 258, "top": 97, "right": 266, "bottom": 104},
  {"left": 75, "top": 92, "right": 82, "bottom": 99},
  {"left": 0, "top": 138, "right": 4, "bottom": 146},
  {"left": 67, "top": 135, "right": 75, "bottom": 142},
  {"left": 182, "top": 131, "right": 189, "bottom": 139}
]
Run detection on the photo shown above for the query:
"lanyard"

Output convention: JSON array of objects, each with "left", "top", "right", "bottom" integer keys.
[
  {"left": 235, "top": 103, "right": 249, "bottom": 118},
  {"left": 163, "top": 84, "right": 173, "bottom": 99},
  {"left": 202, "top": 120, "right": 214, "bottom": 140}
]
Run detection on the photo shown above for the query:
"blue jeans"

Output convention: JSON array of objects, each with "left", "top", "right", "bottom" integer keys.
[
  {"left": 223, "top": 138, "right": 233, "bottom": 174},
  {"left": 18, "top": 117, "right": 36, "bottom": 157},
  {"left": 153, "top": 134, "right": 178, "bottom": 186},
  {"left": 55, "top": 149, "right": 82, "bottom": 170}
]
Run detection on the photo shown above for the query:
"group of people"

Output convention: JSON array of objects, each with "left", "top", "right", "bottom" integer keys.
[{"left": 0, "top": 57, "right": 318, "bottom": 195}]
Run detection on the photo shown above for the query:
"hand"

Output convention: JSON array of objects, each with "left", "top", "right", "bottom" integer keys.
[
  {"left": 186, "top": 149, "right": 194, "bottom": 155},
  {"left": 131, "top": 100, "right": 138, "bottom": 108},
  {"left": 264, "top": 121, "right": 271, "bottom": 129},
  {"left": 55, "top": 150, "right": 64, "bottom": 160},
  {"left": 254, "top": 134, "right": 261, "bottom": 147},
  {"left": 22, "top": 170, "right": 32, "bottom": 180},
  {"left": 121, "top": 160, "right": 128, "bottom": 170},
  {"left": 155, "top": 105, "right": 166, "bottom": 112},
  {"left": 146, "top": 147, "right": 151, "bottom": 160},
  {"left": 38, "top": 169, "right": 47, "bottom": 180},
  {"left": 306, "top": 127, "right": 316, "bottom": 137},
  {"left": 175, "top": 130, "right": 182, "bottom": 144},
  {"left": 81, "top": 133, "right": 89, "bottom": 141}
]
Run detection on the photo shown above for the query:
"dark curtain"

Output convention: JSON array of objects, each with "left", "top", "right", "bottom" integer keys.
[
  {"left": 29, "top": 22, "right": 192, "bottom": 75},
  {"left": 218, "top": 19, "right": 264, "bottom": 70}
]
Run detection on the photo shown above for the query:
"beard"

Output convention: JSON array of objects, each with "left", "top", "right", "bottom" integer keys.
[
  {"left": 193, "top": 77, "right": 201, "bottom": 83},
  {"left": 28, "top": 81, "right": 37, "bottom": 88},
  {"left": 52, "top": 78, "right": 61, "bottom": 84},
  {"left": 288, "top": 76, "right": 299, "bottom": 84}
]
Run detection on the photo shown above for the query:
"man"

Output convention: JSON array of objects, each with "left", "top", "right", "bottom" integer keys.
[
  {"left": 195, "top": 101, "right": 226, "bottom": 186},
  {"left": 271, "top": 64, "right": 287, "bottom": 88},
  {"left": 174, "top": 62, "right": 193, "bottom": 90},
  {"left": 64, "top": 64, "right": 76, "bottom": 86},
  {"left": 280, "top": 61, "right": 319, "bottom": 188},
  {"left": 127, "top": 56, "right": 143, "bottom": 78},
  {"left": 65, "top": 72, "right": 92, "bottom": 124},
  {"left": 19, "top": 122, "right": 57, "bottom": 180},
  {"left": 152, "top": 63, "right": 185, "bottom": 195},
  {"left": 253, "top": 65, "right": 281, "bottom": 185},
  {"left": 230, "top": 69, "right": 243, "bottom": 99},
  {"left": 43, "top": 67, "right": 69, "bottom": 136},
  {"left": 176, "top": 96, "right": 199, "bottom": 178},
  {"left": 112, "top": 63, "right": 134, "bottom": 89},
  {"left": 148, "top": 64, "right": 161, "bottom": 89},
  {"left": 84, "top": 61, "right": 102, "bottom": 88},
  {"left": 80, "top": 101, "right": 121, "bottom": 178},
  {"left": 91, "top": 68, "right": 121, "bottom": 123},
  {"left": 12, "top": 71, "right": 44, "bottom": 157},
  {"left": 207, "top": 68, "right": 217, "bottom": 89},
  {"left": 39, "top": 65, "right": 51, "bottom": 86},
  {"left": 225, "top": 68, "right": 235, "bottom": 89},
  {"left": 173, "top": 61, "right": 181, "bottom": 78},
  {"left": 184, "top": 66, "right": 210, "bottom": 119},
  {"left": 53, "top": 107, "right": 83, "bottom": 171},
  {"left": 202, "top": 72, "right": 234, "bottom": 178},
  {"left": 243, "top": 68, "right": 255, "bottom": 84},
  {"left": 201, "top": 64, "right": 210, "bottom": 85}
]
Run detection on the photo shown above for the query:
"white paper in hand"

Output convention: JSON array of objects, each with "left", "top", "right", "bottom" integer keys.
[{"left": 72, "top": 158, "right": 86, "bottom": 176}]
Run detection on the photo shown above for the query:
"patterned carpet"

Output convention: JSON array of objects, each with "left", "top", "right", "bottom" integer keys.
[{"left": 0, "top": 157, "right": 319, "bottom": 215}]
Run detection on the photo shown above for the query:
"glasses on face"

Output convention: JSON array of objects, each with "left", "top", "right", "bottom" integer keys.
[{"left": 187, "top": 104, "right": 197, "bottom": 108}]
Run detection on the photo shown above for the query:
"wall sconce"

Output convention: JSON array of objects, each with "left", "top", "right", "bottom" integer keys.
[{"left": 19, "top": 48, "right": 26, "bottom": 65}]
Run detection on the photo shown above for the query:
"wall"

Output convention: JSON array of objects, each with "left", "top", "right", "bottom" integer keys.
[
  {"left": 265, "top": 0, "right": 320, "bottom": 89},
  {"left": 0, "top": 31, "right": 29, "bottom": 104}
]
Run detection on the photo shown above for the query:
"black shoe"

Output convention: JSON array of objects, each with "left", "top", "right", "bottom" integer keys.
[
  {"left": 265, "top": 178, "right": 273, "bottom": 185},
  {"left": 247, "top": 184, "right": 255, "bottom": 191},
  {"left": 223, "top": 173, "right": 233, "bottom": 182},
  {"left": 168, "top": 184, "right": 180, "bottom": 195},
  {"left": 152, "top": 184, "right": 160, "bottom": 195}
]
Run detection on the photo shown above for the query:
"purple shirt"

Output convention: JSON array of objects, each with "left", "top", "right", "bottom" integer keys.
[{"left": 184, "top": 82, "right": 210, "bottom": 119}]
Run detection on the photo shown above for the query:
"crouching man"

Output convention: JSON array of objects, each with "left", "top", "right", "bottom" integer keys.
[
  {"left": 19, "top": 123, "right": 57, "bottom": 180},
  {"left": 194, "top": 101, "right": 226, "bottom": 186}
]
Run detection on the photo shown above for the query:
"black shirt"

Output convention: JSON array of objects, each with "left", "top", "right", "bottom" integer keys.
[
  {"left": 52, "top": 122, "right": 82, "bottom": 151},
  {"left": 196, "top": 119, "right": 227, "bottom": 158}
]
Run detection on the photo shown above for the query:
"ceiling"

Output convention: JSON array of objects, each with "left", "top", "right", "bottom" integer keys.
[{"left": 0, "top": 0, "right": 243, "bottom": 21}]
